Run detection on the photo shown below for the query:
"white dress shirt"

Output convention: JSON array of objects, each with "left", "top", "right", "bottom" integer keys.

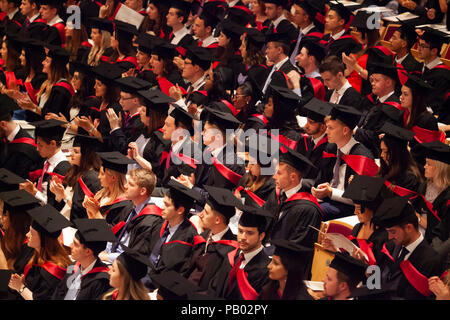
[
  {"left": 240, "top": 245, "right": 264, "bottom": 269},
  {"left": 329, "top": 80, "right": 353, "bottom": 104},
  {"left": 35, "top": 150, "right": 69, "bottom": 204},
  {"left": 170, "top": 26, "right": 190, "bottom": 45}
]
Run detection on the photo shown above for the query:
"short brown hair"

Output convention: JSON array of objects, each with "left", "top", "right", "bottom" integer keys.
[
  {"left": 319, "top": 55, "right": 345, "bottom": 75},
  {"left": 129, "top": 168, "right": 156, "bottom": 196}
]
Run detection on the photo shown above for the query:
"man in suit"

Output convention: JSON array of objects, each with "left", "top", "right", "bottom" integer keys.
[
  {"left": 319, "top": 55, "right": 362, "bottom": 109},
  {"left": 354, "top": 63, "right": 404, "bottom": 157},
  {"left": 391, "top": 22, "right": 422, "bottom": 74},
  {"left": 19, "top": 119, "right": 70, "bottom": 211},
  {"left": 312, "top": 104, "right": 375, "bottom": 221},
  {"left": 375, "top": 196, "right": 443, "bottom": 300},
  {"left": 321, "top": 2, "right": 362, "bottom": 59},
  {"left": 0, "top": 94, "right": 41, "bottom": 179},
  {"left": 209, "top": 205, "right": 271, "bottom": 300}
]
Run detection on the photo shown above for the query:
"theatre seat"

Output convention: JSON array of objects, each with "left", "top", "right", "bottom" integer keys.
[
  {"left": 310, "top": 243, "right": 335, "bottom": 281},
  {"left": 325, "top": 220, "right": 354, "bottom": 238}
]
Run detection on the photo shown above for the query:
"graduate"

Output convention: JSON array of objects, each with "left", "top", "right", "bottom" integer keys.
[
  {"left": 85, "top": 17, "right": 114, "bottom": 66},
  {"left": 134, "top": 32, "right": 159, "bottom": 84},
  {"left": 8, "top": 203, "right": 71, "bottom": 300},
  {"left": 52, "top": 219, "right": 115, "bottom": 300},
  {"left": 374, "top": 196, "right": 444, "bottom": 300},
  {"left": 0, "top": 93, "right": 41, "bottom": 179},
  {"left": 38, "top": 0, "right": 66, "bottom": 46},
  {"left": 208, "top": 204, "right": 272, "bottom": 300},
  {"left": 185, "top": 186, "right": 239, "bottom": 286},
  {"left": 20, "top": 119, "right": 70, "bottom": 211}
]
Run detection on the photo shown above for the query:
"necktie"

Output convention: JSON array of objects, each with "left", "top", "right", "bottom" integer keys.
[
  {"left": 386, "top": 246, "right": 409, "bottom": 281},
  {"left": 228, "top": 252, "right": 245, "bottom": 288},
  {"left": 423, "top": 66, "right": 429, "bottom": 74},
  {"left": 290, "top": 31, "right": 303, "bottom": 65},
  {"left": 25, "top": 18, "right": 30, "bottom": 29},
  {"left": 397, "top": 247, "right": 409, "bottom": 262},
  {"left": 111, "top": 208, "right": 137, "bottom": 252},
  {"left": 262, "top": 65, "right": 277, "bottom": 94},
  {"left": 64, "top": 268, "right": 82, "bottom": 300},
  {"left": 331, "top": 91, "right": 340, "bottom": 104},
  {"left": 150, "top": 226, "right": 170, "bottom": 267},
  {"left": 204, "top": 232, "right": 214, "bottom": 255},
  {"left": 37, "top": 161, "right": 50, "bottom": 192},
  {"left": 331, "top": 150, "right": 344, "bottom": 188},
  {"left": 198, "top": 41, "right": 203, "bottom": 47}
]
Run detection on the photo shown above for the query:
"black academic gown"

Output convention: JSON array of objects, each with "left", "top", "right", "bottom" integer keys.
[
  {"left": 91, "top": 101, "right": 124, "bottom": 152},
  {"left": 51, "top": 259, "right": 111, "bottom": 300},
  {"left": 296, "top": 134, "right": 333, "bottom": 183},
  {"left": 69, "top": 170, "right": 102, "bottom": 222},
  {"left": 237, "top": 176, "right": 278, "bottom": 216},
  {"left": 100, "top": 198, "right": 134, "bottom": 227},
  {"left": 399, "top": 53, "right": 422, "bottom": 74},
  {"left": 421, "top": 63, "right": 450, "bottom": 121},
  {"left": 322, "top": 31, "right": 362, "bottom": 59},
  {"left": 350, "top": 224, "right": 388, "bottom": 264},
  {"left": 19, "top": 72, "right": 47, "bottom": 122},
  {"left": 40, "top": 80, "right": 74, "bottom": 122},
  {"left": 142, "top": 129, "right": 171, "bottom": 187},
  {"left": 379, "top": 239, "right": 443, "bottom": 300},
  {"left": 266, "top": 19, "right": 297, "bottom": 54},
  {"left": 0, "top": 127, "right": 42, "bottom": 179},
  {"left": 109, "top": 113, "right": 145, "bottom": 154},
  {"left": 209, "top": 248, "right": 270, "bottom": 300},
  {"left": 324, "top": 87, "right": 363, "bottom": 111},
  {"left": 184, "top": 229, "right": 237, "bottom": 291},
  {"left": 150, "top": 219, "right": 198, "bottom": 276},
  {"left": 41, "top": 160, "right": 71, "bottom": 211},
  {"left": 23, "top": 261, "right": 67, "bottom": 300}
]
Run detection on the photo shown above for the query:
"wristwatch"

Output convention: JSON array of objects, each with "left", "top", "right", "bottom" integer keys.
[{"left": 19, "top": 285, "right": 26, "bottom": 293}]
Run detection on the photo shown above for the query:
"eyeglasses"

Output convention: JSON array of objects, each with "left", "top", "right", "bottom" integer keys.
[
  {"left": 418, "top": 43, "right": 430, "bottom": 49},
  {"left": 120, "top": 96, "right": 135, "bottom": 101}
]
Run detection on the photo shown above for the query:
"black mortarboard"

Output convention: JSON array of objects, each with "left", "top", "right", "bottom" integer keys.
[
  {"left": 299, "top": 38, "right": 326, "bottom": 63},
  {"left": 73, "top": 134, "right": 102, "bottom": 153},
  {"left": 167, "top": 179, "right": 202, "bottom": 203},
  {"left": 169, "top": 105, "right": 195, "bottom": 132},
  {"left": 187, "top": 91, "right": 208, "bottom": 106},
  {"left": 372, "top": 196, "right": 417, "bottom": 229},
  {"left": 89, "top": 17, "right": 114, "bottom": 34},
  {"left": 379, "top": 122, "right": 415, "bottom": 142},
  {"left": 32, "top": 119, "right": 66, "bottom": 142},
  {"left": 113, "top": 20, "right": 138, "bottom": 38},
  {"left": 403, "top": 72, "right": 434, "bottom": 91},
  {"left": 0, "top": 270, "right": 13, "bottom": 293},
  {"left": 262, "top": 0, "right": 288, "bottom": 9},
  {"left": 69, "top": 61, "right": 92, "bottom": 76},
  {"left": 204, "top": 185, "right": 240, "bottom": 220},
  {"left": 97, "top": 151, "right": 136, "bottom": 174},
  {"left": 0, "top": 190, "right": 40, "bottom": 214},
  {"left": 138, "top": 88, "right": 174, "bottom": 115},
  {"left": 271, "top": 238, "right": 313, "bottom": 258},
  {"left": 294, "top": 0, "right": 323, "bottom": 22},
  {"left": 0, "top": 169, "right": 25, "bottom": 192},
  {"left": 350, "top": 10, "right": 379, "bottom": 30},
  {"left": 152, "top": 42, "right": 177, "bottom": 60},
  {"left": 342, "top": 175, "right": 387, "bottom": 203},
  {"left": 227, "top": 6, "right": 254, "bottom": 27},
  {"left": 302, "top": 97, "right": 333, "bottom": 123},
  {"left": 136, "top": 33, "right": 163, "bottom": 55},
  {"left": 418, "top": 26, "right": 449, "bottom": 50},
  {"left": 268, "top": 84, "right": 301, "bottom": 113},
  {"left": 201, "top": 105, "right": 242, "bottom": 130},
  {"left": 367, "top": 62, "right": 399, "bottom": 82},
  {"left": 27, "top": 204, "right": 72, "bottom": 238},
  {"left": 329, "top": 1, "right": 353, "bottom": 23},
  {"left": 46, "top": 45, "right": 71, "bottom": 64},
  {"left": 117, "top": 244, "right": 152, "bottom": 281},
  {"left": 279, "top": 145, "right": 316, "bottom": 173},
  {"left": 91, "top": 62, "right": 124, "bottom": 85},
  {"left": 397, "top": 19, "right": 418, "bottom": 49},
  {"left": 169, "top": 0, "right": 192, "bottom": 15},
  {"left": 329, "top": 103, "right": 362, "bottom": 130},
  {"left": 73, "top": 219, "right": 116, "bottom": 254},
  {"left": 115, "top": 76, "right": 152, "bottom": 94},
  {"left": 38, "top": 0, "right": 60, "bottom": 6},
  {"left": 411, "top": 141, "right": 450, "bottom": 165},
  {"left": 245, "top": 133, "right": 276, "bottom": 170},
  {"left": 151, "top": 270, "right": 203, "bottom": 300},
  {"left": 329, "top": 252, "right": 367, "bottom": 283},
  {"left": 265, "top": 32, "right": 291, "bottom": 46},
  {"left": 0, "top": 93, "right": 19, "bottom": 119},
  {"left": 219, "top": 19, "right": 243, "bottom": 41},
  {"left": 245, "top": 28, "right": 266, "bottom": 49},
  {"left": 185, "top": 46, "right": 213, "bottom": 70},
  {"left": 238, "top": 204, "right": 273, "bottom": 232},
  {"left": 5, "top": 31, "right": 23, "bottom": 53}
]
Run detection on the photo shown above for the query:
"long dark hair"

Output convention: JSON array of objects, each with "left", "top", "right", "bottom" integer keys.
[
  {"left": 141, "top": 0, "right": 169, "bottom": 36},
  {"left": 24, "top": 46, "right": 45, "bottom": 76},
  {"left": 378, "top": 135, "right": 423, "bottom": 184},
  {"left": 405, "top": 85, "right": 427, "bottom": 129},
  {"left": 259, "top": 254, "right": 307, "bottom": 300},
  {"left": 156, "top": 54, "right": 178, "bottom": 78},
  {"left": 207, "top": 68, "right": 232, "bottom": 101},
  {"left": 63, "top": 147, "right": 101, "bottom": 187},
  {"left": 110, "top": 32, "right": 136, "bottom": 61},
  {"left": 4, "top": 39, "right": 21, "bottom": 72},
  {"left": 1, "top": 208, "right": 31, "bottom": 269},
  {"left": 217, "top": 34, "right": 240, "bottom": 66},
  {"left": 69, "top": 72, "right": 95, "bottom": 112}
]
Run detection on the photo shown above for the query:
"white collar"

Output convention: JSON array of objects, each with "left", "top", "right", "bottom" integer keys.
[
  {"left": 171, "top": 26, "right": 189, "bottom": 44},
  {"left": 242, "top": 245, "right": 264, "bottom": 267},
  {"left": 273, "top": 14, "right": 286, "bottom": 28},
  {"left": 172, "top": 135, "right": 188, "bottom": 153},
  {"left": 211, "top": 143, "right": 226, "bottom": 158},
  {"left": 335, "top": 79, "right": 352, "bottom": 96},
  {"left": 29, "top": 13, "right": 40, "bottom": 23},
  {"left": 305, "top": 69, "right": 321, "bottom": 79},
  {"left": 300, "top": 23, "right": 314, "bottom": 35},
  {"left": 331, "top": 29, "right": 345, "bottom": 40},
  {"left": 211, "top": 226, "right": 230, "bottom": 242},
  {"left": 312, "top": 132, "right": 327, "bottom": 146},
  {"left": 227, "top": 0, "right": 240, "bottom": 7},
  {"left": 47, "top": 15, "right": 63, "bottom": 26},
  {"left": 425, "top": 57, "right": 442, "bottom": 70},
  {"left": 274, "top": 56, "right": 289, "bottom": 70},
  {"left": 404, "top": 233, "right": 424, "bottom": 260},
  {"left": 47, "top": 149, "right": 67, "bottom": 166},
  {"left": 6, "top": 123, "right": 20, "bottom": 142},
  {"left": 167, "top": 220, "right": 183, "bottom": 235},
  {"left": 7, "top": 8, "right": 19, "bottom": 20},
  {"left": 284, "top": 181, "right": 303, "bottom": 200},
  {"left": 378, "top": 91, "right": 395, "bottom": 103},
  {"left": 81, "top": 259, "right": 98, "bottom": 276},
  {"left": 339, "top": 137, "right": 358, "bottom": 155},
  {"left": 395, "top": 53, "right": 409, "bottom": 64},
  {"left": 200, "top": 35, "right": 217, "bottom": 47},
  {"left": 191, "top": 74, "right": 206, "bottom": 90}
]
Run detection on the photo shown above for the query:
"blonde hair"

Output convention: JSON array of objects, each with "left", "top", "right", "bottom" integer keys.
[
  {"left": 129, "top": 168, "right": 156, "bottom": 197},
  {"left": 102, "top": 260, "right": 150, "bottom": 300},
  {"left": 87, "top": 30, "right": 112, "bottom": 66},
  {"left": 428, "top": 159, "right": 450, "bottom": 190},
  {"left": 95, "top": 168, "right": 127, "bottom": 204}
]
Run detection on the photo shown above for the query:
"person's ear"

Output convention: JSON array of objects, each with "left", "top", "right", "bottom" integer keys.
[
  {"left": 259, "top": 231, "right": 266, "bottom": 243},
  {"left": 176, "top": 205, "right": 185, "bottom": 216}
]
